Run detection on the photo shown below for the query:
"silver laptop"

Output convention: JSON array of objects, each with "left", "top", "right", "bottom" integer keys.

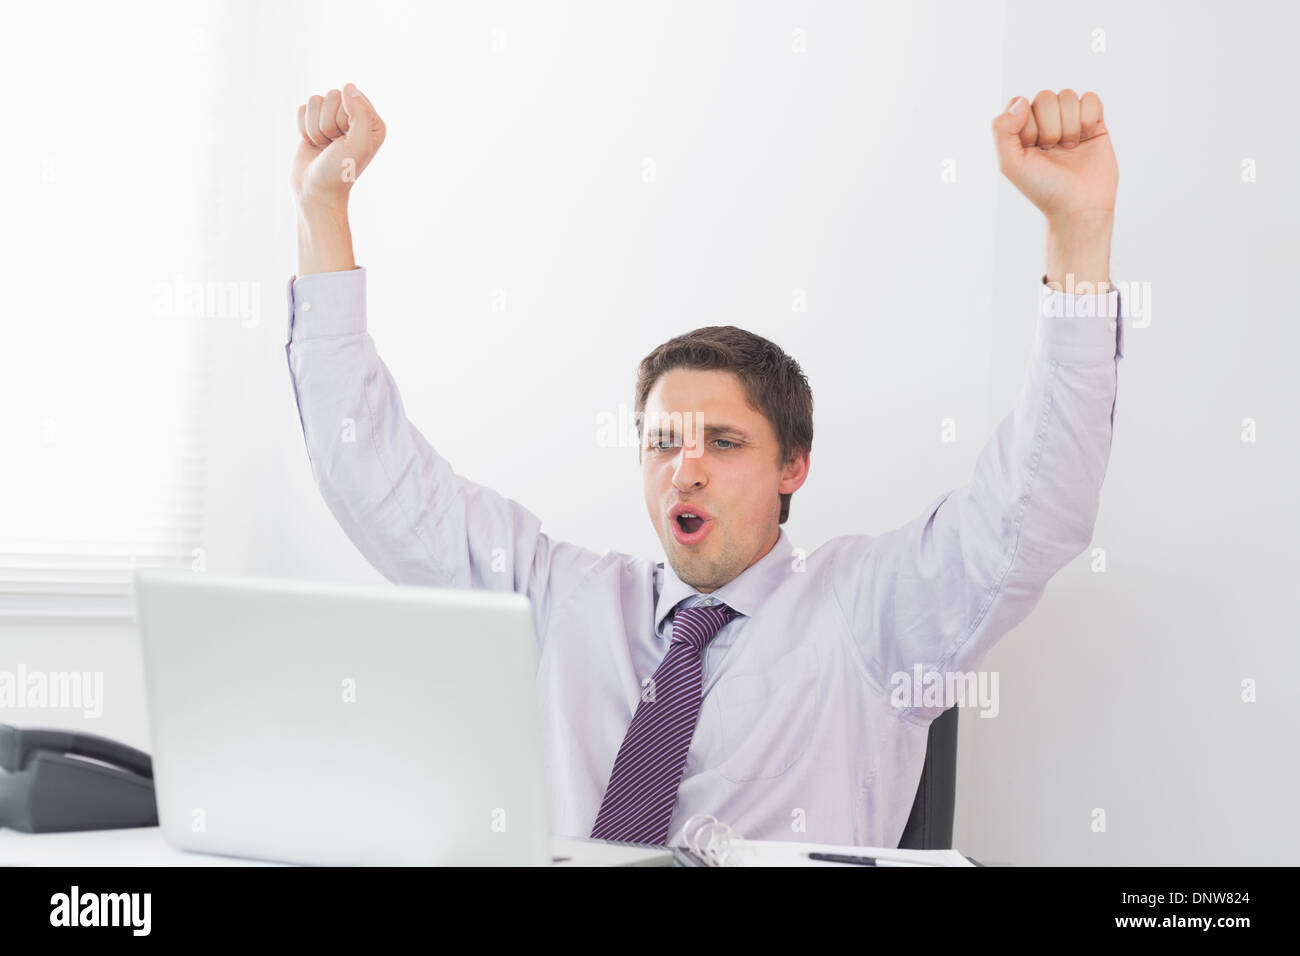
[{"left": 133, "top": 570, "right": 567, "bottom": 866}]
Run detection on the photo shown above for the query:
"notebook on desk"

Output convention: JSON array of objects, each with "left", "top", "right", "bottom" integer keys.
[
  {"left": 670, "top": 838, "right": 979, "bottom": 867},
  {"left": 551, "top": 836, "right": 675, "bottom": 866},
  {"left": 662, "top": 814, "right": 981, "bottom": 866}
]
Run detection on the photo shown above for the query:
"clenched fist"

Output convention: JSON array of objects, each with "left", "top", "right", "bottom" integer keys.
[
  {"left": 290, "top": 83, "right": 386, "bottom": 212},
  {"left": 993, "top": 89, "right": 1117, "bottom": 225}
]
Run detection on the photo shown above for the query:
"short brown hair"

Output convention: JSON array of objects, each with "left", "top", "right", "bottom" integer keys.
[{"left": 634, "top": 325, "right": 813, "bottom": 524}]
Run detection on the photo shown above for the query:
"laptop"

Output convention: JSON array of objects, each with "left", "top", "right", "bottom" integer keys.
[{"left": 133, "top": 570, "right": 670, "bottom": 867}]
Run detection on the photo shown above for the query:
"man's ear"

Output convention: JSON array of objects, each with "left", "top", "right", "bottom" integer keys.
[{"left": 779, "top": 448, "right": 810, "bottom": 495}]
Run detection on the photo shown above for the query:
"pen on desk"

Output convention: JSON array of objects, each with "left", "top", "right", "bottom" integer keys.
[{"left": 807, "top": 852, "right": 934, "bottom": 867}]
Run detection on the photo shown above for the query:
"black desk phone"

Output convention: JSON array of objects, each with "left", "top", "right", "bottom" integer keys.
[{"left": 0, "top": 724, "right": 158, "bottom": 832}]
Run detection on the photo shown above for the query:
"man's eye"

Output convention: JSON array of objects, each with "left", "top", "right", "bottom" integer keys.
[{"left": 650, "top": 437, "right": 737, "bottom": 451}]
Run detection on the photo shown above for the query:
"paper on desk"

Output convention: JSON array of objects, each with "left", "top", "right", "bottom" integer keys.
[{"left": 706, "top": 839, "right": 974, "bottom": 867}]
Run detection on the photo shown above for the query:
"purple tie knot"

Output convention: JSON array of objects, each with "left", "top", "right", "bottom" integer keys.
[{"left": 669, "top": 603, "right": 738, "bottom": 654}]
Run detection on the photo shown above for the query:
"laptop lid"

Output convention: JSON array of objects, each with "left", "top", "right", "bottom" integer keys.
[{"left": 133, "top": 570, "right": 551, "bottom": 866}]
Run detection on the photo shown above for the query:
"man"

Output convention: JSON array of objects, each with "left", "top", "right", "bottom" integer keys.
[{"left": 286, "top": 83, "right": 1122, "bottom": 847}]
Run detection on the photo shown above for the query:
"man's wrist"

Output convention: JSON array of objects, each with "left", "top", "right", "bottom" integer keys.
[
  {"left": 297, "top": 198, "right": 351, "bottom": 234},
  {"left": 296, "top": 201, "right": 355, "bottom": 276},
  {"left": 1045, "top": 212, "right": 1113, "bottom": 293}
]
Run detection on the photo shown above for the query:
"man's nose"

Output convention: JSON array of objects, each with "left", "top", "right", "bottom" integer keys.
[{"left": 671, "top": 444, "right": 707, "bottom": 491}]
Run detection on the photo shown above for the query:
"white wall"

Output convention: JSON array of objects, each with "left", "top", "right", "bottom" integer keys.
[
  {"left": 4, "top": 0, "right": 1297, "bottom": 864},
  {"left": 959, "top": 0, "right": 1300, "bottom": 866}
]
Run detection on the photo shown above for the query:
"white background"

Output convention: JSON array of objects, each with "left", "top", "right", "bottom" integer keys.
[{"left": 2, "top": 0, "right": 1297, "bottom": 865}]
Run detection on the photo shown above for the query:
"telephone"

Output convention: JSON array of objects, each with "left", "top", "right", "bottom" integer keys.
[{"left": 0, "top": 723, "right": 158, "bottom": 832}]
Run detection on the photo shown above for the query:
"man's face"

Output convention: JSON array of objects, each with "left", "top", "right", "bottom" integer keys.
[{"left": 641, "top": 368, "right": 809, "bottom": 594}]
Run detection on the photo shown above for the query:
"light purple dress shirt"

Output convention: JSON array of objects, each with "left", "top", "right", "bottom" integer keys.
[{"left": 284, "top": 267, "right": 1123, "bottom": 848}]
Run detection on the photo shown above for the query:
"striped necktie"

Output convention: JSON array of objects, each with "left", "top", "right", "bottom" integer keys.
[{"left": 590, "top": 601, "right": 739, "bottom": 845}]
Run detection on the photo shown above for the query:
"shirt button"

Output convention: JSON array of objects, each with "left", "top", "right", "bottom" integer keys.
[
  {"left": 1108, "top": 319, "right": 1117, "bottom": 333},
  {"left": 701, "top": 598, "right": 715, "bottom": 606},
  {"left": 301, "top": 301, "right": 311, "bottom": 312}
]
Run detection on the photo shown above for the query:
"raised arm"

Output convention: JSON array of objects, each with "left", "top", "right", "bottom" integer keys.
[
  {"left": 829, "top": 90, "right": 1124, "bottom": 723},
  {"left": 285, "top": 84, "right": 602, "bottom": 644}
]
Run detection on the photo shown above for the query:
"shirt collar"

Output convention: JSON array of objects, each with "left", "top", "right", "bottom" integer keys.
[{"left": 653, "top": 526, "right": 792, "bottom": 640}]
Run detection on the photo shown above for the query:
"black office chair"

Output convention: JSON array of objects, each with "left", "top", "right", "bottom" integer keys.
[{"left": 896, "top": 705, "right": 958, "bottom": 849}]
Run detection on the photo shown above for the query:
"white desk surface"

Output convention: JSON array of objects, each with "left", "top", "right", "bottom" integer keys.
[
  {"left": 1, "top": 827, "right": 997, "bottom": 867},
  {"left": 1, "top": 827, "right": 285, "bottom": 866},
  {"left": 0, "top": 827, "right": 673, "bottom": 867}
]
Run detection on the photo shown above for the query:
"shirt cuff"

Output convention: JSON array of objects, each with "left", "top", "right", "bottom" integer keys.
[
  {"left": 1034, "top": 273, "right": 1124, "bottom": 363},
  {"left": 285, "top": 266, "right": 368, "bottom": 343}
]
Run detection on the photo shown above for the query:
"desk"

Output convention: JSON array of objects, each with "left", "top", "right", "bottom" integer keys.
[
  {"left": 1, "top": 828, "right": 283, "bottom": 866},
  {"left": 0, "top": 827, "right": 672, "bottom": 866},
  {"left": 1, "top": 828, "right": 1001, "bottom": 866}
]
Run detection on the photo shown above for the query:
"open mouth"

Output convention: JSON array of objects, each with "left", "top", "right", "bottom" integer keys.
[
  {"left": 676, "top": 513, "right": 705, "bottom": 534},
  {"left": 670, "top": 509, "right": 714, "bottom": 545}
]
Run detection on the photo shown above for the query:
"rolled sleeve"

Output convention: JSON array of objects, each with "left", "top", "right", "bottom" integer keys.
[
  {"left": 1035, "top": 275, "right": 1124, "bottom": 365},
  {"left": 285, "top": 267, "right": 368, "bottom": 343}
]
